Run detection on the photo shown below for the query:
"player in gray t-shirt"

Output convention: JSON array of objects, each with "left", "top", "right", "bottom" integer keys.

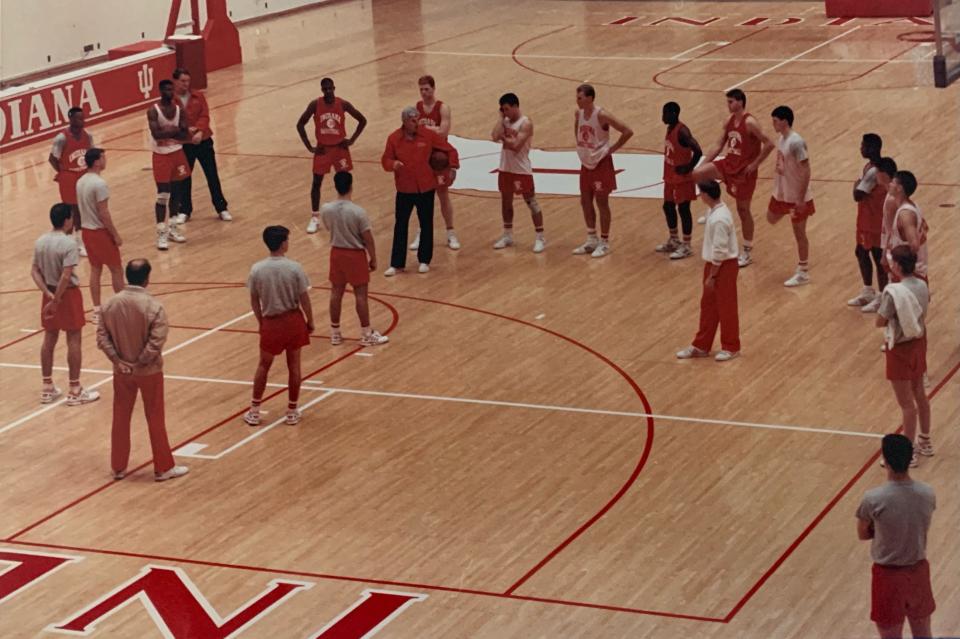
[
  {"left": 321, "top": 172, "right": 388, "bottom": 347},
  {"left": 244, "top": 226, "right": 314, "bottom": 427},
  {"left": 856, "top": 434, "right": 936, "bottom": 638}
]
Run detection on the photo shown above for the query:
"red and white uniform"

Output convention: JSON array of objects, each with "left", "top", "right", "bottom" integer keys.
[
  {"left": 856, "top": 162, "right": 886, "bottom": 249},
  {"left": 498, "top": 115, "right": 534, "bottom": 196},
  {"left": 416, "top": 100, "right": 454, "bottom": 190},
  {"left": 768, "top": 130, "right": 815, "bottom": 221},
  {"left": 151, "top": 104, "right": 191, "bottom": 184},
  {"left": 888, "top": 202, "right": 929, "bottom": 279},
  {"left": 714, "top": 113, "right": 761, "bottom": 200},
  {"left": 52, "top": 129, "right": 92, "bottom": 205},
  {"left": 663, "top": 122, "right": 695, "bottom": 204},
  {"left": 313, "top": 96, "right": 353, "bottom": 175},
  {"left": 577, "top": 106, "right": 616, "bottom": 195}
]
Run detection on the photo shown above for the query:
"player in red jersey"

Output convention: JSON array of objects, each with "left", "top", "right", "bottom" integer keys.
[
  {"left": 848, "top": 134, "right": 889, "bottom": 308},
  {"left": 147, "top": 79, "right": 192, "bottom": 250},
  {"left": 48, "top": 107, "right": 93, "bottom": 257},
  {"left": 693, "top": 88, "right": 775, "bottom": 268},
  {"left": 409, "top": 75, "right": 459, "bottom": 251},
  {"left": 296, "top": 77, "right": 367, "bottom": 234},
  {"left": 658, "top": 102, "right": 702, "bottom": 260}
]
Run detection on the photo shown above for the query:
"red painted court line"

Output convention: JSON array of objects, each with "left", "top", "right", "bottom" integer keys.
[
  {"left": 724, "top": 356, "right": 960, "bottom": 621},
  {"left": 0, "top": 540, "right": 724, "bottom": 623},
  {"left": 0, "top": 330, "right": 42, "bottom": 352},
  {"left": 3, "top": 293, "right": 399, "bottom": 542},
  {"left": 651, "top": 28, "right": 770, "bottom": 88},
  {"left": 606, "top": 16, "right": 640, "bottom": 26}
]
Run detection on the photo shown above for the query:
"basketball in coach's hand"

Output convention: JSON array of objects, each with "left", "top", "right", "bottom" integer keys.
[{"left": 429, "top": 150, "right": 450, "bottom": 171}]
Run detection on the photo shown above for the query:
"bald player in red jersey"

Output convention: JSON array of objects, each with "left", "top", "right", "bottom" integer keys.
[
  {"left": 297, "top": 77, "right": 367, "bottom": 235},
  {"left": 48, "top": 107, "right": 93, "bottom": 257},
  {"left": 409, "top": 75, "right": 460, "bottom": 252},
  {"left": 693, "top": 88, "right": 775, "bottom": 268}
]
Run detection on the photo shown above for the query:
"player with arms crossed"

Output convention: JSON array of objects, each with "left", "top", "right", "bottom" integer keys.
[
  {"left": 147, "top": 79, "right": 191, "bottom": 250},
  {"left": 491, "top": 93, "right": 546, "bottom": 253},
  {"left": 297, "top": 77, "right": 367, "bottom": 234},
  {"left": 658, "top": 101, "right": 702, "bottom": 259},
  {"left": 48, "top": 107, "right": 93, "bottom": 256}
]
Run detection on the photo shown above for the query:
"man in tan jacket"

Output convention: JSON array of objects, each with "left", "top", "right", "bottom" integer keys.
[{"left": 96, "top": 259, "right": 188, "bottom": 482}]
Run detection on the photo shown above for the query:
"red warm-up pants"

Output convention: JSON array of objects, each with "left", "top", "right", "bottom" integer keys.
[
  {"left": 692, "top": 259, "right": 741, "bottom": 353},
  {"left": 111, "top": 372, "right": 175, "bottom": 474}
]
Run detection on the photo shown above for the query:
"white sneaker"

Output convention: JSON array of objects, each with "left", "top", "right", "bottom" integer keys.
[
  {"left": 533, "top": 236, "right": 546, "bottom": 253},
  {"left": 715, "top": 350, "right": 740, "bottom": 362},
  {"left": 306, "top": 216, "right": 320, "bottom": 234},
  {"left": 40, "top": 386, "right": 62, "bottom": 404},
  {"left": 572, "top": 238, "right": 598, "bottom": 255},
  {"left": 738, "top": 251, "right": 753, "bottom": 268},
  {"left": 697, "top": 215, "right": 706, "bottom": 224},
  {"left": 418, "top": 263, "right": 430, "bottom": 273},
  {"left": 330, "top": 333, "right": 343, "bottom": 346},
  {"left": 409, "top": 231, "right": 421, "bottom": 251},
  {"left": 847, "top": 287, "right": 876, "bottom": 307},
  {"left": 218, "top": 210, "right": 233, "bottom": 221},
  {"left": 243, "top": 410, "right": 262, "bottom": 426},
  {"left": 493, "top": 235, "right": 514, "bottom": 250},
  {"left": 284, "top": 410, "right": 301, "bottom": 425},
  {"left": 113, "top": 470, "right": 125, "bottom": 480},
  {"left": 447, "top": 231, "right": 460, "bottom": 250},
  {"left": 676, "top": 346, "right": 710, "bottom": 359},
  {"left": 861, "top": 297, "right": 881, "bottom": 313},
  {"left": 669, "top": 244, "right": 693, "bottom": 260},
  {"left": 917, "top": 435, "right": 934, "bottom": 456},
  {"left": 156, "top": 224, "right": 169, "bottom": 250},
  {"left": 155, "top": 465, "right": 189, "bottom": 482},
  {"left": 361, "top": 330, "right": 389, "bottom": 346},
  {"left": 591, "top": 242, "right": 611, "bottom": 258},
  {"left": 655, "top": 237, "right": 680, "bottom": 253},
  {"left": 173, "top": 213, "right": 188, "bottom": 225},
  {"left": 168, "top": 224, "right": 186, "bottom": 243},
  {"left": 383, "top": 266, "right": 403, "bottom": 277},
  {"left": 66, "top": 388, "right": 101, "bottom": 406},
  {"left": 784, "top": 271, "right": 810, "bottom": 287}
]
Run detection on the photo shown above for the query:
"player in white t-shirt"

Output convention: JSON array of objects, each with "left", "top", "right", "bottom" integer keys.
[{"left": 765, "top": 106, "right": 815, "bottom": 287}]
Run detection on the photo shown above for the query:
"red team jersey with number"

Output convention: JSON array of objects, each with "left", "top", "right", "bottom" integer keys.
[
  {"left": 857, "top": 161, "right": 886, "bottom": 235},
  {"left": 663, "top": 122, "right": 693, "bottom": 184},
  {"left": 722, "top": 113, "right": 760, "bottom": 174},
  {"left": 416, "top": 100, "right": 443, "bottom": 132},
  {"left": 315, "top": 97, "right": 347, "bottom": 146},
  {"left": 60, "top": 129, "right": 92, "bottom": 174}
]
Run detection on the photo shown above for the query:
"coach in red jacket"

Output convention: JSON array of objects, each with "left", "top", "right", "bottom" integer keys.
[
  {"left": 381, "top": 106, "right": 459, "bottom": 275},
  {"left": 173, "top": 68, "right": 231, "bottom": 222}
]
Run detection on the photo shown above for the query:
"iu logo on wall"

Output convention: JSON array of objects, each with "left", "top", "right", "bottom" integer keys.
[{"left": 446, "top": 135, "right": 665, "bottom": 198}]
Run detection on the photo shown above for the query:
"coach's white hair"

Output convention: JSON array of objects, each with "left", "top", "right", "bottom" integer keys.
[{"left": 401, "top": 106, "right": 419, "bottom": 120}]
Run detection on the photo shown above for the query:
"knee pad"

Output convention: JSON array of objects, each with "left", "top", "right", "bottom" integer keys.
[
  {"left": 524, "top": 196, "right": 542, "bottom": 216},
  {"left": 156, "top": 192, "right": 171, "bottom": 206}
]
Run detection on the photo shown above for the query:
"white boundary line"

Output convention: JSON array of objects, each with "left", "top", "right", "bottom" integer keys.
[
  {"left": 726, "top": 27, "right": 861, "bottom": 89},
  {"left": 174, "top": 390, "right": 335, "bottom": 460},
  {"left": 0, "top": 363, "right": 877, "bottom": 440},
  {"left": 670, "top": 41, "right": 726, "bottom": 59},
  {"left": 404, "top": 47, "right": 925, "bottom": 65},
  {"left": 0, "top": 311, "right": 253, "bottom": 436}
]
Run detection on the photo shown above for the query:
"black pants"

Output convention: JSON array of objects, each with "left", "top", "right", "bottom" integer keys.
[
  {"left": 391, "top": 191, "right": 435, "bottom": 268},
  {"left": 181, "top": 138, "right": 228, "bottom": 216}
]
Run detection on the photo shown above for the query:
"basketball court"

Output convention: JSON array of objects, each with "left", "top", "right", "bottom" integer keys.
[{"left": 1, "top": 1, "right": 958, "bottom": 637}]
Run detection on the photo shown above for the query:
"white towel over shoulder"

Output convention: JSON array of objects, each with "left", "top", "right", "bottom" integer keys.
[{"left": 883, "top": 282, "right": 924, "bottom": 350}]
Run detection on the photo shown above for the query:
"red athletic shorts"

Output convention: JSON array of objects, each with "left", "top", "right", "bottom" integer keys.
[
  {"left": 152, "top": 151, "right": 191, "bottom": 184},
  {"left": 768, "top": 197, "right": 816, "bottom": 222},
  {"left": 871, "top": 560, "right": 935, "bottom": 625},
  {"left": 81, "top": 228, "right": 121, "bottom": 268},
  {"left": 885, "top": 335, "right": 927, "bottom": 381},
  {"left": 329, "top": 247, "right": 370, "bottom": 287},
  {"left": 858, "top": 230, "right": 883, "bottom": 250},
  {"left": 57, "top": 171, "right": 84, "bottom": 205},
  {"left": 664, "top": 179, "right": 696, "bottom": 204},
  {"left": 41, "top": 287, "right": 85, "bottom": 332},
  {"left": 313, "top": 146, "right": 353, "bottom": 175},
  {"left": 498, "top": 171, "right": 535, "bottom": 197},
  {"left": 713, "top": 157, "right": 758, "bottom": 201},
  {"left": 580, "top": 155, "right": 617, "bottom": 196},
  {"left": 259, "top": 309, "right": 310, "bottom": 355}
]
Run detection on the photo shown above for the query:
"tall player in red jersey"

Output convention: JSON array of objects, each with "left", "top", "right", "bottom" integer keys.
[
  {"left": 297, "top": 77, "right": 367, "bottom": 234},
  {"left": 410, "top": 75, "right": 459, "bottom": 251},
  {"left": 693, "top": 88, "right": 774, "bottom": 268},
  {"left": 48, "top": 107, "right": 93, "bottom": 257},
  {"left": 658, "top": 102, "right": 702, "bottom": 260}
]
